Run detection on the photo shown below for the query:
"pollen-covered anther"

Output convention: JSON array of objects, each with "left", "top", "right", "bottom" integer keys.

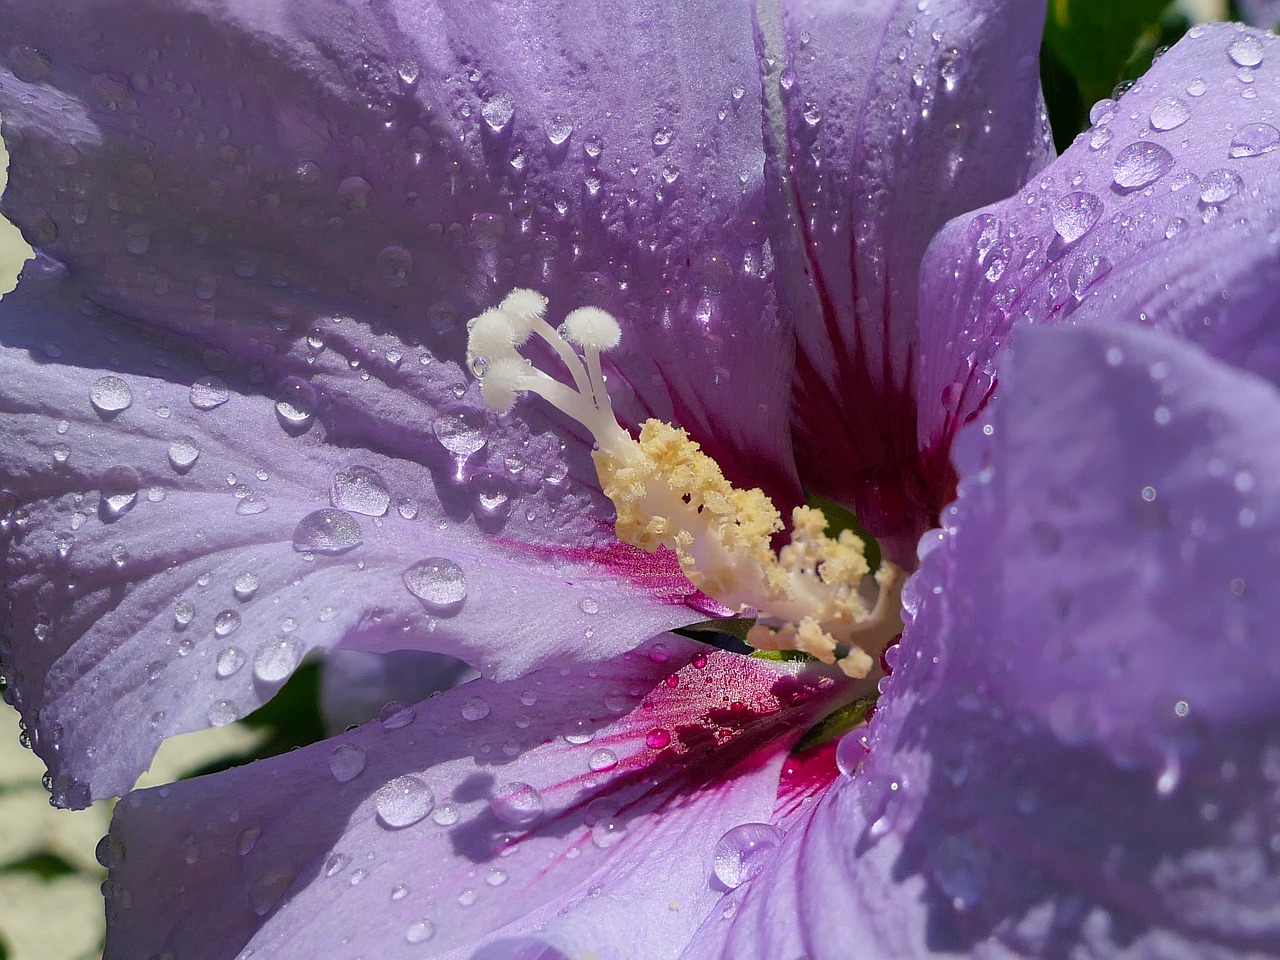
[{"left": 466, "top": 289, "right": 903, "bottom": 679}]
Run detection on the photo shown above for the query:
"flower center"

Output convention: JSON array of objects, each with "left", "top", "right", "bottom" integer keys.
[{"left": 467, "top": 290, "right": 904, "bottom": 679}]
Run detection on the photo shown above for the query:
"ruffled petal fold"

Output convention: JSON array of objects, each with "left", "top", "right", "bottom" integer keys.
[
  {"left": 104, "top": 637, "right": 842, "bottom": 960},
  {"left": 918, "top": 22, "right": 1280, "bottom": 468},
  {"left": 689, "top": 322, "right": 1280, "bottom": 958},
  {"left": 759, "top": 0, "right": 1053, "bottom": 552},
  {"left": 0, "top": 285, "right": 705, "bottom": 804}
]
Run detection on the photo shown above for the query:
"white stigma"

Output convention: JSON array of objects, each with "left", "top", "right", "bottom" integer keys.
[{"left": 561, "top": 307, "right": 623, "bottom": 351}]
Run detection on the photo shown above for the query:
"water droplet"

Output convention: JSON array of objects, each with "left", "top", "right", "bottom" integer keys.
[
  {"left": 1149, "top": 96, "right": 1190, "bottom": 131},
  {"left": 329, "top": 743, "right": 367, "bottom": 782},
  {"left": 95, "top": 835, "right": 125, "bottom": 869},
  {"left": 233, "top": 571, "right": 260, "bottom": 601},
  {"left": 461, "top": 696, "right": 491, "bottom": 721},
  {"left": 588, "top": 748, "right": 618, "bottom": 772},
  {"left": 379, "top": 700, "right": 417, "bottom": 730},
  {"left": 167, "top": 437, "right": 200, "bottom": 473},
  {"left": 189, "top": 375, "right": 230, "bottom": 410},
  {"left": 215, "top": 646, "right": 246, "bottom": 678},
  {"left": 591, "top": 818, "right": 627, "bottom": 848},
  {"left": 579, "top": 597, "right": 600, "bottom": 615},
  {"left": 645, "top": 728, "right": 671, "bottom": 750},
  {"left": 374, "top": 775, "right": 434, "bottom": 828},
  {"left": 252, "top": 635, "right": 303, "bottom": 683},
  {"left": 174, "top": 599, "right": 195, "bottom": 627},
  {"left": 376, "top": 245, "right": 413, "bottom": 287},
  {"left": 214, "top": 609, "right": 241, "bottom": 637},
  {"left": 712, "top": 823, "right": 782, "bottom": 889},
  {"left": 1229, "top": 122, "right": 1280, "bottom": 158},
  {"left": 99, "top": 466, "right": 141, "bottom": 520},
  {"left": 545, "top": 114, "right": 573, "bottom": 145},
  {"left": 1088, "top": 98, "right": 1117, "bottom": 125},
  {"left": 1187, "top": 77, "right": 1207, "bottom": 97},
  {"left": 1051, "top": 191, "right": 1102, "bottom": 244},
  {"left": 490, "top": 782, "right": 543, "bottom": 826},
  {"left": 90, "top": 375, "right": 132, "bottom": 416},
  {"left": 420, "top": 802, "right": 456, "bottom": 830},
  {"left": 292, "top": 508, "right": 363, "bottom": 554},
  {"left": 1200, "top": 168, "right": 1242, "bottom": 204},
  {"left": 564, "top": 718, "right": 595, "bottom": 744},
  {"left": 405, "top": 919, "right": 435, "bottom": 944},
  {"left": 1228, "top": 34, "right": 1264, "bottom": 68},
  {"left": 251, "top": 868, "right": 295, "bottom": 916},
  {"left": 403, "top": 557, "right": 467, "bottom": 614},
  {"left": 324, "top": 853, "right": 350, "bottom": 877},
  {"left": 207, "top": 700, "right": 238, "bottom": 727},
  {"left": 274, "top": 377, "right": 318, "bottom": 429},
  {"left": 835, "top": 732, "right": 866, "bottom": 776},
  {"left": 336, "top": 175, "right": 372, "bottom": 211},
  {"left": 330, "top": 465, "right": 390, "bottom": 517},
  {"left": 433, "top": 410, "right": 487, "bottom": 476},
  {"left": 295, "top": 160, "right": 322, "bottom": 184},
  {"left": 469, "top": 470, "right": 512, "bottom": 520},
  {"left": 648, "top": 642, "right": 670, "bottom": 664},
  {"left": 651, "top": 126, "right": 673, "bottom": 151},
  {"left": 237, "top": 826, "right": 262, "bottom": 856},
  {"left": 1112, "top": 142, "right": 1174, "bottom": 189},
  {"left": 481, "top": 92, "right": 515, "bottom": 131}
]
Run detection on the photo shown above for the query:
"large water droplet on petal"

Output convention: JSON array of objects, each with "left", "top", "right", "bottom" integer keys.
[
  {"left": 461, "top": 695, "right": 491, "bottom": 721},
  {"left": 374, "top": 775, "right": 434, "bottom": 828},
  {"left": 213, "top": 609, "right": 241, "bottom": 637},
  {"left": 292, "top": 509, "right": 363, "bottom": 554},
  {"left": 546, "top": 114, "right": 574, "bottom": 146},
  {"left": 275, "top": 377, "right": 318, "bottom": 430},
  {"left": 253, "top": 635, "right": 303, "bottom": 683},
  {"left": 403, "top": 557, "right": 467, "bottom": 614},
  {"left": 233, "top": 571, "right": 260, "bottom": 601},
  {"left": 329, "top": 743, "right": 367, "bottom": 782},
  {"left": 1229, "top": 122, "right": 1280, "bottom": 158},
  {"left": 189, "top": 376, "right": 230, "bottom": 410},
  {"left": 167, "top": 437, "right": 200, "bottom": 473},
  {"left": 1051, "top": 191, "right": 1102, "bottom": 244},
  {"left": 405, "top": 919, "right": 435, "bottom": 944},
  {"left": 490, "top": 782, "right": 543, "bottom": 826},
  {"left": 90, "top": 375, "right": 132, "bottom": 416},
  {"left": 481, "top": 92, "right": 515, "bottom": 131},
  {"left": 1112, "top": 141, "right": 1174, "bottom": 189},
  {"left": 99, "top": 466, "right": 141, "bottom": 520},
  {"left": 1200, "top": 168, "right": 1242, "bottom": 204},
  {"left": 712, "top": 823, "right": 783, "bottom": 889},
  {"left": 207, "top": 700, "right": 238, "bottom": 727},
  {"left": 1149, "top": 96, "right": 1190, "bottom": 131},
  {"left": 215, "top": 646, "right": 246, "bottom": 678},
  {"left": 1228, "top": 34, "right": 1264, "bottom": 68},
  {"left": 330, "top": 465, "right": 391, "bottom": 517}
]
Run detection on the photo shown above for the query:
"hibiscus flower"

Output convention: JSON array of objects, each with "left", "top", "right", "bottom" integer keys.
[{"left": 2, "top": 1, "right": 1278, "bottom": 958}]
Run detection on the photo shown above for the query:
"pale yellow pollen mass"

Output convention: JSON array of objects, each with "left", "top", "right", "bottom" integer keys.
[{"left": 466, "top": 291, "right": 904, "bottom": 678}]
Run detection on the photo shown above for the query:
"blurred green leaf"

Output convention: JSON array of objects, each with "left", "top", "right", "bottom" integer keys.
[
  {"left": 183, "top": 661, "right": 326, "bottom": 780},
  {"left": 1041, "top": 0, "right": 1193, "bottom": 148},
  {"left": 1, "top": 852, "right": 79, "bottom": 881}
]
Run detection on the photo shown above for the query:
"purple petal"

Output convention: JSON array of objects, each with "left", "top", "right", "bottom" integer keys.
[
  {"left": 104, "top": 637, "right": 844, "bottom": 960},
  {"left": 763, "top": 0, "right": 1052, "bottom": 553},
  {"left": 690, "top": 322, "right": 1280, "bottom": 957},
  {"left": 918, "top": 22, "right": 1280, "bottom": 476},
  {"left": 0, "top": 287, "right": 706, "bottom": 804},
  {"left": 1240, "top": 0, "right": 1280, "bottom": 29},
  {"left": 0, "top": 0, "right": 797, "bottom": 500}
]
